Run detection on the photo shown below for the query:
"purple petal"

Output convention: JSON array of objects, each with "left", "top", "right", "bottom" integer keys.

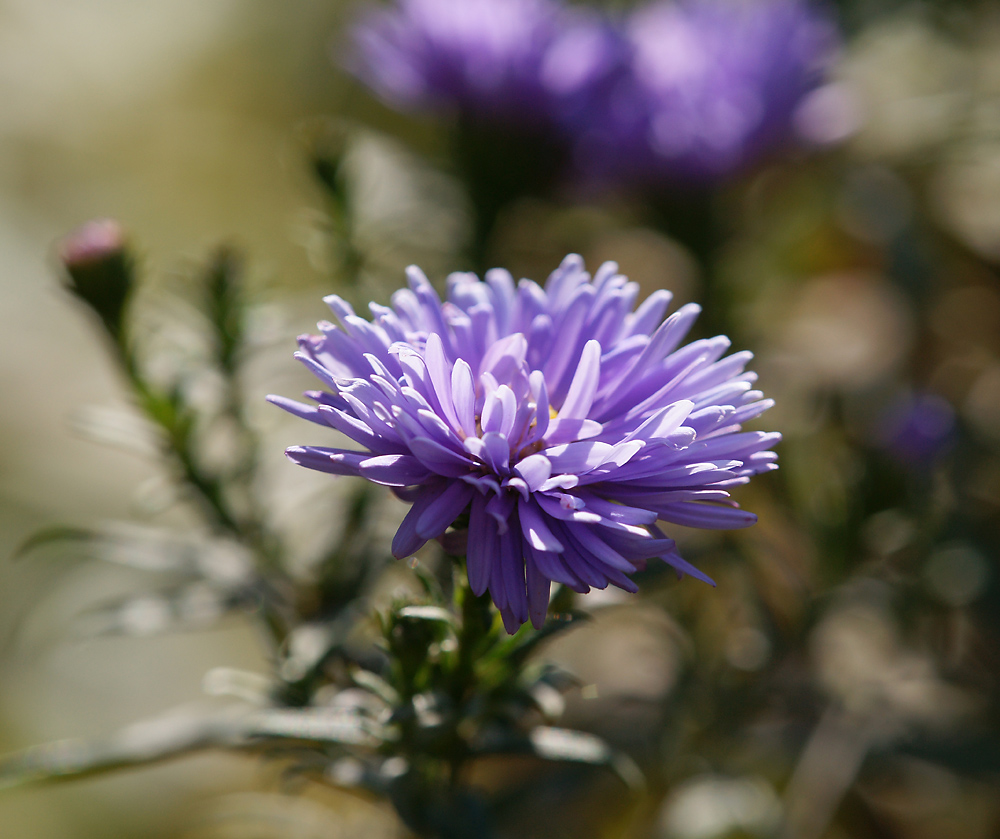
[
  {"left": 463, "top": 436, "right": 487, "bottom": 460},
  {"left": 323, "top": 293, "right": 355, "bottom": 322},
  {"left": 416, "top": 481, "right": 475, "bottom": 539},
  {"left": 561, "top": 524, "right": 636, "bottom": 574},
  {"left": 544, "top": 440, "right": 615, "bottom": 473},
  {"left": 546, "top": 290, "right": 596, "bottom": 403},
  {"left": 500, "top": 607, "right": 522, "bottom": 635},
  {"left": 534, "top": 493, "right": 603, "bottom": 524},
  {"left": 316, "top": 405, "right": 382, "bottom": 452},
  {"left": 598, "top": 528, "right": 676, "bottom": 562},
  {"left": 538, "top": 474, "right": 579, "bottom": 492},
  {"left": 423, "top": 332, "right": 461, "bottom": 432},
  {"left": 627, "top": 289, "right": 673, "bottom": 337},
  {"left": 485, "top": 491, "right": 516, "bottom": 534},
  {"left": 543, "top": 417, "right": 603, "bottom": 446},
  {"left": 505, "top": 477, "right": 530, "bottom": 501},
  {"left": 266, "top": 394, "right": 328, "bottom": 426},
  {"left": 557, "top": 339, "right": 601, "bottom": 420},
  {"left": 359, "top": 454, "right": 433, "bottom": 486},
  {"left": 513, "top": 453, "right": 552, "bottom": 491},
  {"left": 660, "top": 550, "right": 716, "bottom": 587},
  {"left": 467, "top": 492, "right": 499, "bottom": 596},
  {"left": 576, "top": 493, "right": 658, "bottom": 525},
  {"left": 461, "top": 474, "right": 502, "bottom": 495},
  {"left": 524, "top": 370, "right": 551, "bottom": 444},
  {"left": 285, "top": 446, "right": 366, "bottom": 476},
  {"left": 408, "top": 436, "right": 474, "bottom": 478},
  {"left": 499, "top": 529, "right": 527, "bottom": 624},
  {"left": 518, "top": 497, "right": 564, "bottom": 553},
  {"left": 405, "top": 266, "right": 448, "bottom": 337},
  {"left": 623, "top": 400, "right": 694, "bottom": 443},
  {"left": 657, "top": 502, "right": 758, "bottom": 529},
  {"left": 451, "top": 358, "right": 478, "bottom": 438},
  {"left": 480, "top": 333, "right": 528, "bottom": 384},
  {"left": 392, "top": 481, "right": 450, "bottom": 558},
  {"left": 481, "top": 431, "right": 511, "bottom": 475},
  {"left": 528, "top": 542, "right": 588, "bottom": 589},
  {"left": 525, "top": 550, "right": 552, "bottom": 629},
  {"left": 395, "top": 349, "right": 440, "bottom": 414},
  {"left": 484, "top": 268, "right": 515, "bottom": 333},
  {"left": 480, "top": 389, "right": 504, "bottom": 435},
  {"left": 294, "top": 351, "right": 343, "bottom": 390}
]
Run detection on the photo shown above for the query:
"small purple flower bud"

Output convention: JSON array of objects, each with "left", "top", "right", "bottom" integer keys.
[
  {"left": 59, "top": 218, "right": 126, "bottom": 267},
  {"left": 58, "top": 219, "right": 133, "bottom": 341}
]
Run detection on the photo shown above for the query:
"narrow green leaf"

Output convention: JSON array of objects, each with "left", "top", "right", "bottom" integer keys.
[
  {"left": 0, "top": 708, "right": 244, "bottom": 791},
  {"left": 245, "top": 708, "right": 384, "bottom": 748},
  {"left": 72, "top": 583, "right": 245, "bottom": 638},
  {"left": 471, "top": 725, "right": 646, "bottom": 792},
  {"left": 396, "top": 605, "right": 456, "bottom": 626},
  {"left": 13, "top": 526, "right": 96, "bottom": 560},
  {"left": 351, "top": 667, "right": 400, "bottom": 706}
]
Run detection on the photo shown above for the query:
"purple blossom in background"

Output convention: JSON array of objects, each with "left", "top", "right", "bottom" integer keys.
[
  {"left": 271, "top": 256, "right": 779, "bottom": 632},
  {"left": 876, "top": 392, "right": 956, "bottom": 468},
  {"left": 346, "top": 0, "right": 839, "bottom": 186},
  {"left": 348, "top": 0, "right": 568, "bottom": 123},
  {"left": 572, "top": 0, "right": 840, "bottom": 184}
]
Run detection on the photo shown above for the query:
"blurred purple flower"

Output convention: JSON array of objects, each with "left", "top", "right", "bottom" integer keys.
[
  {"left": 347, "top": 0, "right": 570, "bottom": 123},
  {"left": 270, "top": 256, "right": 779, "bottom": 631},
  {"left": 573, "top": 0, "right": 840, "bottom": 184},
  {"left": 876, "top": 392, "right": 956, "bottom": 468}
]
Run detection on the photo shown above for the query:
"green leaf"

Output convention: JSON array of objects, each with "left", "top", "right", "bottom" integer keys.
[
  {"left": 0, "top": 707, "right": 244, "bottom": 791},
  {"left": 13, "top": 526, "right": 97, "bottom": 560},
  {"left": 245, "top": 708, "right": 384, "bottom": 748},
  {"left": 0, "top": 703, "right": 388, "bottom": 792},
  {"left": 351, "top": 667, "right": 400, "bottom": 706},
  {"left": 396, "top": 605, "right": 457, "bottom": 626},
  {"left": 16, "top": 521, "right": 255, "bottom": 583},
  {"left": 72, "top": 583, "right": 247, "bottom": 638},
  {"left": 471, "top": 726, "right": 645, "bottom": 792},
  {"left": 528, "top": 726, "right": 610, "bottom": 763}
]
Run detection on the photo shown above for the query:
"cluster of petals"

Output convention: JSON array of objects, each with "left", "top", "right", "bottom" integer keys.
[
  {"left": 348, "top": 0, "right": 571, "bottom": 122},
  {"left": 347, "top": 0, "right": 840, "bottom": 182},
  {"left": 577, "top": 0, "right": 840, "bottom": 182},
  {"left": 270, "top": 256, "right": 779, "bottom": 632}
]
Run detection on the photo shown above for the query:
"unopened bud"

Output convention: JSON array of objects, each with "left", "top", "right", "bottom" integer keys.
[
  {"left": 59, "top": 219, "right": 133, "bottom": 341},
  {"left": 59, "top": 218, "right": 124, "bottom": 266}
]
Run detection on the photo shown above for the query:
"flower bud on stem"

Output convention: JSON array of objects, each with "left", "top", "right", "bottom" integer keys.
[{"left": 58, "top": 219, "right": 134, "bottom": 345}]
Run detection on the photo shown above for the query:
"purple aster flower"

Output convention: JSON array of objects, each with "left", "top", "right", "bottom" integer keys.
[
  {"left": 347, "top": 0, "right": 570, "bottom": 124},
  {"left": 270, "top": 255, "right": 779, "bottom": 632},
  {"left": 573, "top": 0, "right": 840, "bottom": 185}
]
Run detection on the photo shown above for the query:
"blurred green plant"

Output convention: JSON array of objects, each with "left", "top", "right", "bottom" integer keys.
[{"left": 4, "top": 195, "right": 641, "bottom": 839}]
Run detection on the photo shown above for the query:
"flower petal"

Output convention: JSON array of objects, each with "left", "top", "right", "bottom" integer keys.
[
  {"left": 513, "top": 453, "right": 552, "bottom": 491},
  {"left": 467, "top": 492, "right": 499, "bottom": 596},
  {"left": 557, "top": 339, "right": 601, "bottom": 420},
  {"left": 359, "top": 454, "right": 433, "bottom": 486},
  {"left": 285, "top": 446, "right": 366, "bottom": 476},
  {"left": 518, "top": 497, "right": 564, "bottom": 553},
  {"left": 415, "top": 480, "right": 475, "bottom": 540},
  {"left": 656, "top": 502, "right": 757, "bottom": 529}
]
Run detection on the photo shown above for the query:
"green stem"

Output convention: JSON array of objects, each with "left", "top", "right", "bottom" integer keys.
[
  {"left": 648, "top": 186, "right": 734, "bottom": 339},
  {"left": 118, "top": 339, "right": 289, "bottom": 648}
]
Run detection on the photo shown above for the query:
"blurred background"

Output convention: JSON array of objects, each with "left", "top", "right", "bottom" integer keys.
[{"left": 1, "top": 0, "right": 999, "bottom": 837}]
